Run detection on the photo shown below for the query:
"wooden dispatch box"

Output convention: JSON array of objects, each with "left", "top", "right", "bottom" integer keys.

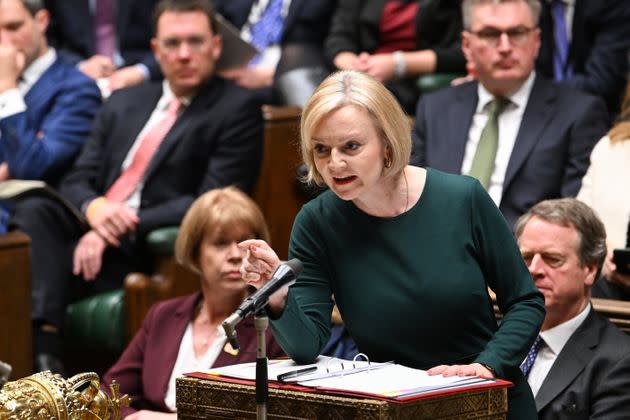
[{"left": 176, "top": 375, "right": 508, "bottom": 420}]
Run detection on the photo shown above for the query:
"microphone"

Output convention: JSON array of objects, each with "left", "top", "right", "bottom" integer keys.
[{"left": 223, "top": 258, "right": 303, "bottom": 349}]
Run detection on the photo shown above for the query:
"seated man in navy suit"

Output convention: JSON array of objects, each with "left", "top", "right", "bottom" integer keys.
[
  {"left": 515, "top": 198, "right": 630, "bottom": 419},
  {"left": 0, "top": 0, "right": 101, "bottom": 231},
  {"left": 214, "top": 0, "right": 336, "bottom": 105},
  {"left": 537, "top": 0, "right": 630, "bottom": 117},
  {"left": 10, "top": 0, "right": 264, "bottom": 374},
  {"left": 411, "top": 0, "right": 609, "bottom": 228}
]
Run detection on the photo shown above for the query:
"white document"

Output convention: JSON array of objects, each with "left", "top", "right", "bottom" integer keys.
[{"left": 202, "top": 356, "right": 495, "bottom": 399}]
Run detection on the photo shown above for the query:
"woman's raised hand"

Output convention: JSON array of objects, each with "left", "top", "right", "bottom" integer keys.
[{"left": 238, "top": 239, "right": 281, "bottom": 289}]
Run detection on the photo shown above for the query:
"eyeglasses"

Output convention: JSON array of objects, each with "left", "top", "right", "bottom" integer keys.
[
  {"left": 157, "top": 36, "right": 211, "bottom": 54},
  {"left": 467, "top": 26, "right": 536, "bottom": 47}
]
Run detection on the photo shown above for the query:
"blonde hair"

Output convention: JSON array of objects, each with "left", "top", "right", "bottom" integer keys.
[
  {"left": 300, "top": 70, "right": 411, "bottom": 186},
  {"left": 175, "top": 187, "right": 270, "bottom": 274}
]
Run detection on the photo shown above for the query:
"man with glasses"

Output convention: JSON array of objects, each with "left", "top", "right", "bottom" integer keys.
[
  {"left": 515, "top": 198, "right": 630, "bottom": 418},
  {"left": 10, "top": 0, "right": 263, "bottom": 374},
  {"left": 411, "top": 0, "right": 608, "bottom": 228}
]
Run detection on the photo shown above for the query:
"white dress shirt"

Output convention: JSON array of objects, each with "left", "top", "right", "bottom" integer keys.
[
  {"left": 461, "top": 72, "right": 535, "bottom": 206},
  {"left": 527, "top": 303, "right": 591, "bottom": 397},
  {"left": 163, "top": 322, "right": 227, "bottom": 411}
]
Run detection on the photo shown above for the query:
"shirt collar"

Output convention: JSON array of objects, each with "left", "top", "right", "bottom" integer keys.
[
  {"left": 161, "top": 80, "right": 192, "bottom": 110},
  {"left": 540, "top": 303, "right": 591, "bottom": 355},
  {"left": 21, "top": 47, "right": 56, "bottom": 88},
  {"left": 476, "top": 71, "right": 536, "bottom": 112}
]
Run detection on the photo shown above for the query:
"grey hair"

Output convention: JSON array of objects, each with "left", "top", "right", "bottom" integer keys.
[
  {"left": 514, "top": 198, "right": 607, "bottom": 278},
  {"left": 462, "top": 0, "right": 541, "bottom": 29}
]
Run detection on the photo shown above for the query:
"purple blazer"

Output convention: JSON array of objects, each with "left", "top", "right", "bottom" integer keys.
[{"left": 102, "top": 292, "right": 285, "bottom": 416}]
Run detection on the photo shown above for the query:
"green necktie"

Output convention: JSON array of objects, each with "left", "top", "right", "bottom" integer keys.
[{"left": 468, "top": 97, "right": 509, "bottom": 189}]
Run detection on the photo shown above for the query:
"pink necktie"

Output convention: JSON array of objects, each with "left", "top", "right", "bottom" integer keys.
[
  {"left": 95, "top": 0, "right": 116, "bottom": 57},
  {"left": 105, "top": 99, "right": 182, "bottom": 202}
]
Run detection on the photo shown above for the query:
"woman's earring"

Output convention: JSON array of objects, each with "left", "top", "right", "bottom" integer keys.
[{"left": 384, "top": 157, "right": 392, "bottom": 168}]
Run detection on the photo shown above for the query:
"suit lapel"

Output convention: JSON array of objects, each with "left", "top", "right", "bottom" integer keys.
[
  {"left": 142, "top": 79, "right": 221, "bottom": 182},
  {"left": 535, "top": 310, "right": 601, "bottom": 411},
  {"left": 283, "top": 0, "right": 304, "bottom": 37},
  {"left": 116, "top": 0, "right": 134, "bottom": 41},
  {"left": 569, "top": 0, "right": 585, "bottom": 70},
  {"left": 448, "top": 83, "right": 478, "bottom": 174},
  {"left": 24, "top": 57, "right": 62, "bottom": 110},
  {"left": 105, "top": 85, "right": 162, "bottom": 187},
  {"left": 503, "top": 76, "right": 556, "bottom": 192},
  {"left": 156, "top": 293, "right": 201, "bottom": 398}
]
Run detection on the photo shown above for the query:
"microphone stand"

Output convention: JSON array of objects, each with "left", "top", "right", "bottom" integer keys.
[{"left": 254, "top": 309, "right": 269, "bottom": 420}]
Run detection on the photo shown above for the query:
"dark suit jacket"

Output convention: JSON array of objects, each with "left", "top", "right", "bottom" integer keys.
[
  {"left": 214, "top": 0, "right": 336, "bottom": 47},
  {"left": 411, "top": 76, "right": 609, "bottom": 227},
  {"left": 59, "top": 77, "right": 263, "bottom": 240},
  {"left": 324, "top": 0, "right": 465, "bottom": 73},
  {"left": 102, "top": 292, "right": 286, "bottom": 417},
  {"left": 537, "top": 0, "right": 630, "bottom": 114},
  {"left": 0, "top": 55, "right": 101, "bottom": 186},
  {"left": 536, "top": 309, "right": 630, "bottom": 419},
  {"left": 44, "top": 0, "right": 161, "bottom": 80}
]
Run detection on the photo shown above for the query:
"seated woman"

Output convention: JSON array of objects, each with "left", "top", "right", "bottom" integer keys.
[
  {"left": 578, "top": 81, "right": 630, "bottom": 300},
  {"left": 326, "top": 0, "right": 466, "bottom": 113},
  {"left": 102, "top": 187, "right": 285, "bottom": 419}
]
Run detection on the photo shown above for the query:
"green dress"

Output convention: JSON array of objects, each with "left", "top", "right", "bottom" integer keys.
[{"left": 271, "top": 168, "right": 545, "bottom": 418}]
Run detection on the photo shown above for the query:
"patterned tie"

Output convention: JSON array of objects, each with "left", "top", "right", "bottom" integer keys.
[
  {"left": 95, "top": 0, "right": 116, "bottom": 57},
  {"left": 552, "top": 0, "right": 572, "bottom": 81},
  {"left": 468, "top": 97, "right": 509, "bottom": 189},
  {"left": 248, "top": 0, "right": 284, "bottom": 65},
  {"left": 520, "top": 335, "right": 543, "bottom": 377},
  {"left": 105, "top": 99, "right": 182, "bottom": 202}
]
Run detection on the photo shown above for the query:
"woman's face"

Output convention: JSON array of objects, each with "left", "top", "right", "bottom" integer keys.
[
  {"left": 311, "top": 105, "right": 387, "bottom": 201},
  {"left": 198, "top": 225, "right": 254, "bottom": 293}
]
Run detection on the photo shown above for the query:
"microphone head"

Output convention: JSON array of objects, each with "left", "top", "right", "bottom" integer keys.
[{"left": 284, "top": 258, "right": 303, "bottom": 278}]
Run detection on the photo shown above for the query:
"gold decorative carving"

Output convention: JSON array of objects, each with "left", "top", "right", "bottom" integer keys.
[
  {"left": 0, "top": 371, "right": 129, "bottom": 420},
  {"left": 176, "top": 376, "right": 508, "bottom": 419}
]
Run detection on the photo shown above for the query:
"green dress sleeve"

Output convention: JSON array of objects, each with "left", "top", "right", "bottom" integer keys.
[
  {"left": 468, "top": 180, "right": 545, "bottom": 377},
  {"left": 269, "top": 202, "right": 335, "bottom": 363}
]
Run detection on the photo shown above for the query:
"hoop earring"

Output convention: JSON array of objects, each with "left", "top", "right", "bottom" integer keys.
[{"left": 384, "top": 157, "right": 392, "bottom": 168}]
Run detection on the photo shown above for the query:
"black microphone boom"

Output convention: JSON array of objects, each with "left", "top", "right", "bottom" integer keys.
[{"left": 222, "top": 258, "right": 303, "bottom": 349}]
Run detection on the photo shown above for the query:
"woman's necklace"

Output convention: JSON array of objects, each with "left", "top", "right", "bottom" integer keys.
[{"left": 196, "top": 304, "right": 219, "bottom": 347}]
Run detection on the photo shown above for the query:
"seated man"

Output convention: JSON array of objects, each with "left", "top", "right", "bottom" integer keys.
[
  {"left": 411, "top": 0, "right": 609, "bottom": 228},
  {"left": 10, "top": 0, "right": 264, "bottom": 374},
  {"left": 214, "top": 0, "right": 336, "bottom": 105},
  {"left": 45, "top": 0, "right": 162, "bottom": 94},
  {"left": 515, "top": 198, "right": 630, "bottom": 418},
  {"left": 537, "top": 0, "right": 630, "bottom": 117},
  {"left": 0, "top": 0, "right": 101, "bottom": 230}
]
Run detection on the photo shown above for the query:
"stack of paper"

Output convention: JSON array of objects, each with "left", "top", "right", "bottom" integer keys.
[{"left": 200, "top": 356, "right": 500, "bottom": 400}]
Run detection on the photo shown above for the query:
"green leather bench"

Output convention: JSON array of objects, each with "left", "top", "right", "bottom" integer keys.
[
  {"left": 416, "top": 73, "right": 465, "bottom": 95},
  {"left": 64, "top": 226, "right": 181, "bottom": 356}
]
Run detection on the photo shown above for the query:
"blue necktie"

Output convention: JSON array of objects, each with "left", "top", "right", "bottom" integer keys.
[
  {"left": 248, "top": 0, "right": 284, "bottom": 66},
  {"left": 552, "top": 0, "right": 572, "bottom": 81},
  {"left": 520, "top": 335, "right": 543, "bottom": 377}
]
